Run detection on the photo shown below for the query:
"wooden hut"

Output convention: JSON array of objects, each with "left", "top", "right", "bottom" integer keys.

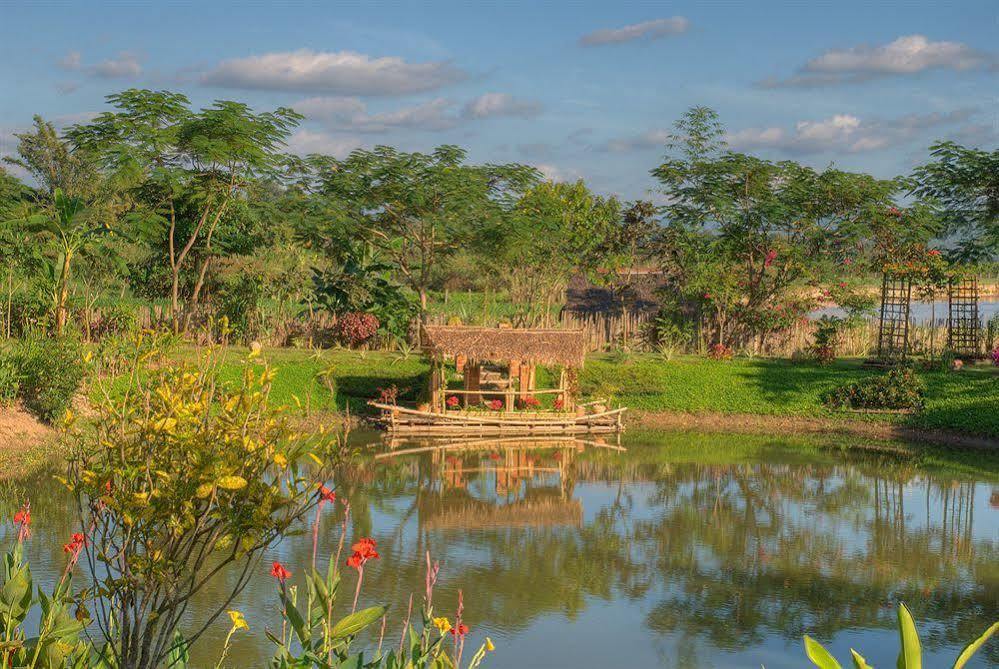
[{"left": 369, "top": 325, "right": 626, "bottom": 435}]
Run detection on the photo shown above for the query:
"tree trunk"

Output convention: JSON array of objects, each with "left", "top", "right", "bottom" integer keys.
[{"left": 55, "top": 249, "right": 73, "bottom": 336}]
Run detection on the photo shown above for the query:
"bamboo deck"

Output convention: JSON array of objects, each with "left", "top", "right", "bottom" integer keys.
[{"left": 368, "top": 402, "right": 626, "bottom": 435}]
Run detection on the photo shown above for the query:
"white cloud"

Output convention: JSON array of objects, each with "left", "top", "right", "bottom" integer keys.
[
  {"left": 725, "top": 109, "right": 977, "bottom": 154},
  {"left": 202, "top": 49, "right": 466, "bottom": 96},
  {"left": 462, "top": 93, "right": 542, "bottom": 119},
  {"left": 761, "top": 35, "right": 996, "bottom": 87},
  {"left": 537, "top": 163, "right": 584, "bottom": 182},
  {"left": 579, "top": 17, "right": 689, "bottom": 46},
  {"left": 57, "top": 50, "right": 142, "bottom": 79},
  {"left": 285, "top": 128, "right": 364, "bottom": 157},
  {"left": 293, "top": 96, "right": 461, "bottom": 132}
]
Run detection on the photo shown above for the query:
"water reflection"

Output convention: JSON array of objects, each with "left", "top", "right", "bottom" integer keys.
[{"left": 2, "top": 432, "right": 997, "bottom": 668}]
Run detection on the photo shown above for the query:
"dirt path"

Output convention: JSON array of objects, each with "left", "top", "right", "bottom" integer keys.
[{"left": 630, "top": 411, "right": 999, "bottom": 450}]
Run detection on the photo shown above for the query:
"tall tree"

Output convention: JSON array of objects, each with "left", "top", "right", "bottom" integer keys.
[
  {"left": 3, "top": 116, "right": 96, "bottom": 198},
  {"left": 317, "top": 145, "right": 539, "bottom": 319},
  {"left": 503, "top": 180, "right": 622, "bottom": 325},
  {"left": 912, "top": 141, "right": 999, "bottom": 262},
  {"left": 652, "top": 107, "right": 901, "bottom": 346},
  {"left": 67, "top": 90, "right": 301, "bottom": 331}
]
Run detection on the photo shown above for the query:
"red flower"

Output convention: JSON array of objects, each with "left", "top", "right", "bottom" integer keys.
[
  {"left": 764, "top": 249, "right": 778, "bottom": 267},
  {"left": 843, "top": 258, "right": 853, "bottom": 266},
  {"left": 488, "top": 452, "right": 501, "bottom": 461},
  {"left": 347, "top": 537, "right": 380, "bottom": 570},
  {"left": 270, "top": 561, "right": 291, "bottom": 583},
  {"left": 13, "top": 502, "right": 30, "bottom": 542},
  {"left": 487, "top": 399, "right": 504, "bottom": 411},
  {"left": 318, "top": 484, "right": 337, "bottom": 505},
  {"left": 446, "top": 395, "right": 459, "bottom": 407},
  {"left": 928, "top": 249, "right": 941, "bottom": 256},
  {"left": 838, "top": 282, "right": 847, "bottom": 288},
  {"left": 522, "top": 396, "right": 541, "bottom": 408},
  {"left": 450, "top": 623, "right": 470, "bottom": 638},
  {"left": 63, "top": 532, "right": 86, "bottom": 556},
  {"left": 703, "top": 292, "right": 712, "bottom": 300},
  {"left": 554, "top": 398, "right": 564, "bottom": 411}
]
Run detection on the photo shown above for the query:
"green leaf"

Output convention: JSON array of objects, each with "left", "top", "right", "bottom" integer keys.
[
  {"left": 331, "top": 606, "right": 387, "bottom": 640},
  {"left": 896, "top": 604, "right": 921, "bottom": 669},
  {"left": 804, "top": 636, "right": 843, "bottom": 669},
  {"left": 952, "top": 621, "right": 998, "bottom": 669},
  {"left": 283, "top": 594, "right": 312, "bottom": 647},
  {"left": 165, "top": 630, "right": 189, "bottom": 668},
  {"left": 851, "top": 649, "right": 874, "bottom": 669}
]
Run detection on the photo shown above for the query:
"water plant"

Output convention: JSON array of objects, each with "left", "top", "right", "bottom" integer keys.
[{"left": 804, "top": 603, "right": 997, "bottom": 669}]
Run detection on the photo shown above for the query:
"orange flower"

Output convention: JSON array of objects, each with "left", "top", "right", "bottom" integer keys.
[
  {"left": 450, "top": 623, "right": 470, "bottom": 638},
  {"left": 347, "top": 537, "right": 379, "bottom": 570},
  {"left": 13, "top": 502, "right": 30, "bottom": 542},
  {"left": 318, "top": 484, "right": 337, "bottom": 505}
]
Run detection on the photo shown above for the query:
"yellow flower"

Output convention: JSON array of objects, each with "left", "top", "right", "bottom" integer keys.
[
  {"left": 132, "top": 492, "right": 149, "bottom": 504},
  {"left": 216, "top": 476, "right": 248, "bottom": 491},
  {"left": 273, "top": 453, "right": 288, "bottom": 468},
  {"left": 195, "top": 483, "right": 214, "bottom": 499},
  {"left": 432, "top": 617, "right": 451, "bottom": 635},
  {"left": 227, "top": 610, "right": 249, "bottom": 631},
  {"left": 82, "top": 351, "right": 93, "bottom": 364},
  {"left": 248, "top": 341, "right": 262, "bottom": 359},
  {"left": 485, "top": 637, "right": 495, "bottom": 652}
]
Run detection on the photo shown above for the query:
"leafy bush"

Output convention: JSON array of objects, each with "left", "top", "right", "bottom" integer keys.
[
  {"left": 335, "top": 311, "right": 380, "bottom": 348},
  {"left": 2, "top": 337, "right": 86, "bottom": 422},
  {"left": 822, "top": 367, "right": 926, "bottom": 412},
  {"left": 89, "top": 303, "right": 139, "bottom": 340},
  {"left": 0, "top": 357, "right": 18, "bottom": 406},
  {"left": 707, "top": 343, "right": 733, "bottom": 360}
]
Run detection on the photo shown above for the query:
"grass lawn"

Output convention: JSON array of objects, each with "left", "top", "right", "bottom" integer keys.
[{"left": 100, "top": 346, "right": 999, "bottom": 439}]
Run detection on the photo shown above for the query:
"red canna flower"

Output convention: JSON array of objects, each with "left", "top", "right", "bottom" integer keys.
[
  {"left": 63, "top": 532, "right": 86, "bottom": 565},
  {"left": 450, "top": 622, "right": 470, "bottom": 638},
  {"left": 13, "top": 502, "right": 30, "bottom": 542},
  {"left": 318, "top": 484, "right": 337, "bottom": 505},
  {"left": 446, "top": 395, "right": 459, "bottom": 407},
  {"left": 270, "top": 561, "right": 291, "bottom": 583},
  {"left": 347, "top": 537, "right": 379, "bottom": 570}
]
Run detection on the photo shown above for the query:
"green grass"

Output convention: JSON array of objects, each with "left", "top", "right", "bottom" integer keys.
[
  {"left": 94, "top": 345, "right": 999, "bottom": 439},
  {"left": 583, "top": 353, "right": 999, "bottom": 437}
]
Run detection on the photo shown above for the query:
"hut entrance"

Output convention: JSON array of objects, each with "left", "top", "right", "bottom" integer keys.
[
  {"left": 875, "top": 272, "right": 913, "bottom": 363},
  {"left": 948, "top": 276, "right": 981, "bottom": 358}
]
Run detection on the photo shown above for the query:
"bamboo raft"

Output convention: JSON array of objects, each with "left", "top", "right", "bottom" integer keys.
[{"left": 368, "top": 402, "right": 626, "bottom": 436}]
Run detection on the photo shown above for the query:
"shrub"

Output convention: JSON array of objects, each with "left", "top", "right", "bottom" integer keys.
[
  {"left": 992, "top": 347, "right": 999, "bottom": 367},
  {"left": 822, "top": 367, "right": 926, "bottom": 412},
  {"left": 4, "top": 337, "right": 86, "bottom": 422},
  {"left": 335, "top": 311, "right": 380, "bottom": 348},
  {"left": 89, "top": 303, "right": 139, "bottom": 340},
  {"left": 0, "top": 357, "right": 18, "bottom": 406},
  {"left": 810, "top": 315, "right": 842, "bottom": 365},
  {"left": 707, "top": 343, "right": 733, "bottom": 360}
]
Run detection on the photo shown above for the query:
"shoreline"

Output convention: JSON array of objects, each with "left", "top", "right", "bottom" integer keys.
[{"left": 629, "top": 410, "right": 999, "bottom": 451}]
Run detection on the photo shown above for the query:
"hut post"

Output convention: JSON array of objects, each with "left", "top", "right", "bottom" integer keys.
[
  {"left": 558, "top": 367, "right": 568, "bottom": 410},
  {"left": 464, "top": 360, "right": 481, "bottom": 407},
  {"left": 430, "top": 358, "right": 444, "bottom": 412}
]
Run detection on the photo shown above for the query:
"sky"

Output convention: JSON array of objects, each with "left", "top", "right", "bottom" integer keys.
[{"left": 1, "top": 0, "right": 996, "bottom": 201}]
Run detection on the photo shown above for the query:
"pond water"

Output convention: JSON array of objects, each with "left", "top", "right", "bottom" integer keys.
[
  {"left": 815, "top": 299, "right": 999, "bottom": 324},
  {"left": 4, "top": 430, "right": 998, "bottom": 668}
]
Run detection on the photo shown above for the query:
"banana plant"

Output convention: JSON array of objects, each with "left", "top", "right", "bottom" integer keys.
[
  {"left": 6, "top": 189, "right": 114, "bottom": 335},
  {"left": 804, "top": 603, "right": 998, "bottom": 669}
]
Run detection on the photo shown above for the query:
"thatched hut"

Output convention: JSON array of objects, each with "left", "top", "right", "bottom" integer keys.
[{"left": 421, "top": 325, "right": 587, "bottom": 413}]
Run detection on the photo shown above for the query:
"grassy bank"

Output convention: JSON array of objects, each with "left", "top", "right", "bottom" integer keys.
[{"left": 86, "top": 346, "right": 999, "bottom": 440}]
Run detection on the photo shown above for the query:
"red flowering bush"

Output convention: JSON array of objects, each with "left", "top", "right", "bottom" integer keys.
[
  {"left": 446, "top": 395, "right": 460, "bottom": 408},
  {"left": 707, "top": 343, "right": 733, "bottom": 360},
  {"left": 378, "top": 385, "right": 399, "bottom": 405},
  {"left": 334, "top": 311, "right": 380, "bottom": 348},
  {"left": 487, "top": 399, "right": 504, "bottom": 411},
  {"left": 518, "top": 396, "right": 541, "bottom": 409}
]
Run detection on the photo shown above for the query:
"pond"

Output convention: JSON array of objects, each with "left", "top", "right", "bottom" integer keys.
[{"left": 4, "top": 430, "right": 998, "bottom": 668}]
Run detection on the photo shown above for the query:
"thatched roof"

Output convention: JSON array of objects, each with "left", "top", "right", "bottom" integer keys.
[{"left": 423, "top": 325, "right": 587, "bottom": 367}]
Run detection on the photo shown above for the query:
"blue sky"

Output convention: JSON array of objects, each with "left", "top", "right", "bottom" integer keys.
[{"left": 1, "top": 0, "right": 996, "bottom": 200}]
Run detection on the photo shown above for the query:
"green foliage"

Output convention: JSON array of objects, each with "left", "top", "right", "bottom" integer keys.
[
  {"left": 63, "top": 334, "right": 342, "bottom": 669},
  {"left": 912, "top": 141, "right": 999, "bottom": 262},
  {"left": 0, "top": 357, "right": 18, "bottom": 406},
  {"left": 803, "top": 603, "right": 997, "bottom": 669},
  {"left": 822, "top": 367, "right": 926, "bottom": 412},
  {"left": 1, "top": 337, "right": 86, "bottom": 422}
]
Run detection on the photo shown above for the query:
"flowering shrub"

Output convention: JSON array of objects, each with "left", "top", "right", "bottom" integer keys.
[
  {"left": 518, "top": 396, "right": 541, "bottom": 409},
  {"left": 447, "top": 395, "right": 460, "bottom": 408},
  {"left": 379, "top": 385, "right": 400, "bottom": 405},
  {"left": 334, "top": 311, "right": 380, "bottom": 348},
  {"left": 822, "top": 367, "right": 926, "bottom": 412},
  {"left": 487, "top": 399, "right": 504, "bottom": 411},
  {"left": 707, "top": 343, "right": 733, "bottom": 360}
]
